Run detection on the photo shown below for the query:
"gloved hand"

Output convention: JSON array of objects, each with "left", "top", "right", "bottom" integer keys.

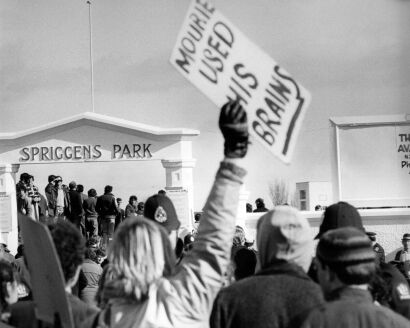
[{"left": 219, "top": 101, "right": 249, "bottom": 158}]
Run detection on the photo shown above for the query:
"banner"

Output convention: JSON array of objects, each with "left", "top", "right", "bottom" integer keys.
[{"left": 170, "top": 0, "right": 311, "bottom": 163}]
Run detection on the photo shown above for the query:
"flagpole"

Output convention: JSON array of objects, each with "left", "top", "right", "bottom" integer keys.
[{"left": 87, "top": 0, "right": 95, "bottom": 113}]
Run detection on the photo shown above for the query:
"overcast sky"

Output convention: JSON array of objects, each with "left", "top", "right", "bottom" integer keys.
[{"left": 1, "top": 0, "right": 409, "bottom": 208}]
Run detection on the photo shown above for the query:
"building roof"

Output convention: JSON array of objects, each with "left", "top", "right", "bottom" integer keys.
[
  {"left": 329, "top": 113, "right": 410, "bottom": 127},
  {"left": 0, "top": 111, "right": 200, "bottom": 140}
]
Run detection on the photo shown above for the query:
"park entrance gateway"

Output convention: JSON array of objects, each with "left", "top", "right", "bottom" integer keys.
[{"left": 0, "top": 111, "right": 199, "bottom": 253}]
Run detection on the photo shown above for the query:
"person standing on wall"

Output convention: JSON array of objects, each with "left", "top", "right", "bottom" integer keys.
[
  {"left": 44, "top": 175, "right": 56, "bottom": 217},
  {"left": 83, "top": 189, "right": 99, "bottom": 239},
  {"left": 67, "top": 181, "right": 84, "bottom": 232},
  {"left": 50, "top": 176, "right": 69, "bottom": 223},
  {"left": 96, "top": 186, "right": 118, "bottom": 248}
]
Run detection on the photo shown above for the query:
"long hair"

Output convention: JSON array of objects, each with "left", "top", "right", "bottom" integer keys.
[{"left": 104, "top": 218, "right": 176, "bottom": 302}]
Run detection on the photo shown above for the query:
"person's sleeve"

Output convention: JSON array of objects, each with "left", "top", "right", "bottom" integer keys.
[
  {"left": 25, "top": 198, "right": 33, "bottom": 217},
  {"left": 395, "top": 251, "right": 401, "bottom": 261},
  {"left": 169, "top": 160, "right": 246, "bottom": 319}
]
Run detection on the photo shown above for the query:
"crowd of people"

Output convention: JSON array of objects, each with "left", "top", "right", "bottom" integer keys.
[{"left": 1, "top": 101, "right": 410, "bottom": 327}]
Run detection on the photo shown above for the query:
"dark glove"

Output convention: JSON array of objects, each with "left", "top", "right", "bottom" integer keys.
[{"left": 219, "top": 101, "right": 249, "bottom": 158}]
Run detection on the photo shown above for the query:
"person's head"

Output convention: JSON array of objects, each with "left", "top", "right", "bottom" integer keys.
[
  {"left": 315, "top": 227, "right": 376, "bottom": 299},
  {"left": 116, "top": 198, "right": 122, "bottom": 207},
  {"left": 26, "top": 175, "right": 34, "bottom": 186},
  {"left": 88, "top": 188, "right": 97, "bottom": 198},
  {"left": 246, "top": 203, "right": 253, "bottom": 213},
  {"left": 315, "top": 204, "right": 322, "bottom": 211},
  {"left": 366, "top": 231, "right": 377, "bottom": 245},
  {"left": 158, "top": 189, "right": 166, "bottom": 196},
  {"left": 54, "top": 176, "right": 63, "bottom": 188},
  {"left": 137, "top": 202, "right": 144, "bottom": 211},
  {"left": 85, "top": 248, "right": 98, "bottom": 264},
  {"left": 48, "top": 175, "right": 56, "bottom": 184},
  {"left": 194, "top": 213, "right": 201, "bottom": 223},
  {"left": 402, "top": 233, "right": 410, "bottom": 251},
  {"left": 0, "top": 260, "right": 18, "bottom": 312},
  {"left": 315, "top": 201, "right": 364, "bottom": 239},
  {"left": 17, "top": 184, "right": 27, "bottom": 198},
  {"left": 104, "top": 185, "right": 113, "bottom": 194},
  {"left": 234, "top": 248, "right": 257, "bottom": 281},
  {"left": 48, "top": 221, "right": 85, "bottom": 290},
  {"left": 68, "top": 181, "right": 77, "bottom": 190},
  {"left": 76, "top": 184, "right": 84, "bottom": 193},
  {"left": 128, "top": 195, "right": 138, "bottom": 207},
  {"left": 255, "top": 198, "right": 265, "bottom": 208},
  {"left": 144, "top": 194, "right": 181, "bottom": 249},
  {"left": 183, "top": 233, "right": 195, "bottom": 252},
  {"left": 256, "top": 206, "right": 314, "bottom": 272},
  {"left": 233, "top": 226, "right": 246, "bottom": 247},
  {"left": 105, "top": 218, "right": 176, "bottom": 301},
  {"left": 86, "top": 235, "right": 100, "bottom": 249}
]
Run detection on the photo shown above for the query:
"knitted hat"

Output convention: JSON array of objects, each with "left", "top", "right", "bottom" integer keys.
[
  {"left": 317, "top": 227, "right": 375, "bottom": 265},
  {"left": 256, "top": 206, "right": 314, "bottom": 272},
  {"left": 144, "top": 194, "right": 180, "bottom": 233},
  {"left": 315, "top": 202, "right": 364, "bottom": 239}
]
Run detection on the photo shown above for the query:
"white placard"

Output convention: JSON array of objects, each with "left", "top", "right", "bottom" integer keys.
[{"left": 170, "top": 0, "right": 311, "bottom": 163}]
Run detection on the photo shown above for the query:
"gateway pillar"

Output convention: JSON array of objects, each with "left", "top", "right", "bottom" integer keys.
[
  {"left": 161, "top": 159, "right": 196, "bottom": 228},
  {"left": 0, "top": 164, "right": 20, "bottom": 254}
]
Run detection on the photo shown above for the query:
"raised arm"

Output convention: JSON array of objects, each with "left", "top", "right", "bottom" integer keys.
[{"left": 169, "top": 101, "right": 249, "bottom": 322}]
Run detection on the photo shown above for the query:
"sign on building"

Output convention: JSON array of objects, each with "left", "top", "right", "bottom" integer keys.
[{"left": 170, "top": 0, "right": 311, "bottom": 163}]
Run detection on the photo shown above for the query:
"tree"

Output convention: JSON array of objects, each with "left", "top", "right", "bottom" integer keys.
[{"left": 268, "top": 179, "right": 297, "bottom": 207}]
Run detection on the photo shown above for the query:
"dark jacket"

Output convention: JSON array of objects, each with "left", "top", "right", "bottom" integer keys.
[
  {"left": 210, "top": 261, "right": 324, "bottom": 328},
  {"left": 83, "top": 197, "right": 98, "bottom": 218},
  {"left": 67, "top": 189, "right": 84, "bottom": 218},
  {"left": 379, "top": 262, "right": 410, "bottom": 320},
  {"left": 300, "top": 287, "right": 410, "bottom": 328},
  {"left": 96, "top": 193, "right": 118, "bottom": 217}
]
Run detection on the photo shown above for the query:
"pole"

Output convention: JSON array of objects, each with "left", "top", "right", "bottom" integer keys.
[{"left": 87, "top": 0, "right": 95, "bottom": 113}]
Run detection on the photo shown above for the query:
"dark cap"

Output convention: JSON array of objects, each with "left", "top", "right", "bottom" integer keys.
[
  {"left": 402, "top": 233, "right": 410, "bottom": 241},
  {"left": 315, "top": 202, "right": 364, "bottom": 239},
  {"left": 366, "top": 231, "right": 377, "bottom": 241},
  {"left": 143, "top": 194, "right": 180, "bottom": 233},
  {"left": 317, "top": 227, "right": 375, "bottom": 265}
]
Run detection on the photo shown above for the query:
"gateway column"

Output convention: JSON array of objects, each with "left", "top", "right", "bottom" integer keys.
[
  {"left": 0, "top": 164, "right": 20, "bottom": 254},
  {"left": 161, "top": 159, "right": 196, "bottom": 229}
]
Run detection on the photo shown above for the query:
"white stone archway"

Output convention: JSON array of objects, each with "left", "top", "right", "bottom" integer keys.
[{"left": 0, "top": 112, "right": 199, "bottom": 253}]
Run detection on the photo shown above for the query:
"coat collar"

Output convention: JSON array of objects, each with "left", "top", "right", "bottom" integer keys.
[
  {"left": 327, "top": 286, "right": 372, "bottom": 303},
  {"left": 256, "top": 260, "right": 311, "bottom": 281}
]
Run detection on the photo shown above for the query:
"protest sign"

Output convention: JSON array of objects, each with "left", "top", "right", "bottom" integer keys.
[
  {"left": 170, "top": 0, "right": 311, "bottom": 163},
  {"left": 19, "top": 214, "right": 74, "bottom": 328}
]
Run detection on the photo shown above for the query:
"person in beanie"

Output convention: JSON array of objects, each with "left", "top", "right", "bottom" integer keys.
[
  {"left": 210, "top": 206, "right": 324, "bottom": 328},
  {"left": 366, "top": 231, "right": 385, "bottom": 264},
  {"left": 301, "top": 227, "right": 409, "bottom": 328},
  {"left": 315, "top": 201, "right": 364, "bottom": 239},
  {"left": 143, "top": 193, "right": 181, "bottom": 249},
  {"left": 80, "top": 100, "right": 249, "bottom": 328}
]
